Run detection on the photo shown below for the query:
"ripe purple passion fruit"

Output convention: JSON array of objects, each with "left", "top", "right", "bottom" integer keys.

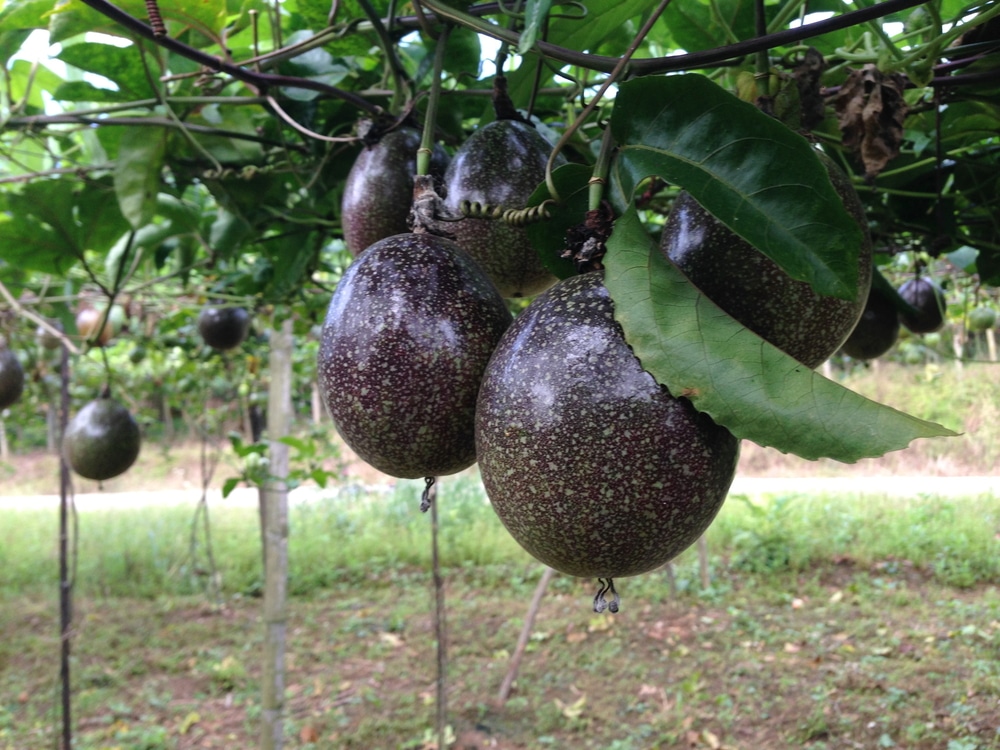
[
  {"left": 475, "top": 272, "right": 739, "bottom": 591},
  {"left": 841, "top": 286, "right": 900, "bottom": 360},
  {"left": 197, "top": 306, "right": 251, "bottom": 351},
  {"left": 341, "top": 127, "right": 450, "bottom": 256},
  {"left": 660, "top": 155, "right": 872, "bottom": 368},
  {"left": 443, "top": 119, "right": 565, "bottom": 299},
  {"left": 317, "top": 232, "right": 512, "bottom": 479},
  {"left": 898, "top": 277, "right": 946, "bottom": 334},
  {"left": 0, "top": 342, "right": 25, "bottom": 410}
]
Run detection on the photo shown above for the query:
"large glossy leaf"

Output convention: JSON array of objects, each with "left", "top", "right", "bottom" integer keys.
[
  {"left": 114, "top": 126, "right": 167, "bottom": 229},
  {"left": 610, "top": 75, "right": 864, "bottom": 300},
  {"left": 604, "top": 205, "right": 957, "bottom": 462}
]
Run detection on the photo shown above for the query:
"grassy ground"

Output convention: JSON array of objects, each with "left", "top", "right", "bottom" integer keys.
[
  {"left": 2, "top": 571, "right": 998, "bottom": 749},
  {"left": 1, "top": 362, "right": 998, "bottom": 748}
]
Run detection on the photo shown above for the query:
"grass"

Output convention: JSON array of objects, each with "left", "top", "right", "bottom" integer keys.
[
  {"left": 2, "top": 361, "right": 999, "bottom": 747},
  {"left": 2, "top": 570, "right": 998, "bottom": 749},
  {"left": 2, "top": 475, "right": 999, "bottom": 599}
]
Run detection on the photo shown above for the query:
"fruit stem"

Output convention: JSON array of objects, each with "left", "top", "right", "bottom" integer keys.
[
  {"left": 544, "top": 0, "right": 673, "bottom": 202},
  {"left": 356, "top": 0, "right": 412, "bottom": 113},
  {"left": 416, "top": 25, "right": 451, "bottom": 178},
  {"left": 588, "top": 125, "right": 616, "bottom": 212},
  {"left": 754, "top": 0, "right": 771, "bottom": 96}
]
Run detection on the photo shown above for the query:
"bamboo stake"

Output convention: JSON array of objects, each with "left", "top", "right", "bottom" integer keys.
[
  {"left": 497, "top": 566, "right": 554, "bottom": 705},
  {"left": 58, "top": 342, "right": 73, "bottom": 750},
  {"left": 260, "top": 318, "right": 293, "bottom": 750}
]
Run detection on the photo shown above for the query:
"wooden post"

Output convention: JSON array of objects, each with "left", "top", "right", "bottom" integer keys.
[{"left": 260, "top": 318, "right": 293, "bottom": 750}]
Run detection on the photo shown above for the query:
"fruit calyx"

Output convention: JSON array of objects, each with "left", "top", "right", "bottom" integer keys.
[{"left": 561, "top": 200, "right": 614, "bottom": 273}]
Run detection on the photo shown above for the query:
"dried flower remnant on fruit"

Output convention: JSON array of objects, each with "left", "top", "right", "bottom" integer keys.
[{"left": 593, "top": 578, "right": 620, "bottom": 614}]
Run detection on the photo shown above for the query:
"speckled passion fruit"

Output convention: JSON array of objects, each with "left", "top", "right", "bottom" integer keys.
[
  {"left": 64, "top": 397, "right": 141, "bottom": 481},
  {"left": 898, "top": 277, "right": 946, "bottom": 334},
  {"left": 660, "top": 155, "right": 872, "bottom": 368},
  {"left": 317, "top": 232, "right": 512, "bottom": 479},
  {"left": 841, "top": 286, "right": 900, "bottom": 360},
  {"left": 341, "top": 127, "right": 450, "bottom": 256},
  {"left": 197, "top": 306, "right": 251, "bottom": 351},
  {"left": 475, "top": 271, "right": 740, "bottom": 582},
  {"left": 0, "top": 342, "right": 25, "bottom": 410},
  {"left": 443, "top": 119, "right": 566, "bottom": 299}
]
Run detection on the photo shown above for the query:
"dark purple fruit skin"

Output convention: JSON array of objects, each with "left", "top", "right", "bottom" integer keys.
[
  {"left": 898, "top": 277, "right": 946, "bottom": 333},
  {"left": 318, "top": 232, "right": 512, "bottom": 479},
  {"left": 0, "top": 346, "right": 25, "bottom": 410},
  {"left": 198, "top": 306, "right": 250, "bottom": 351},
  {"left": 841, "top": 287, "right": 900, "bottom": 360},
  {"left": 444, "top": 120, "right": 565, "bottom": 299},
  {"left": 64, "top": 397, "right": 141, "bottom": 481},
  {"left": 660, "top": 156, "right": 872, "bottom": 368},
  {"left": 341, "top": 128, "right": 450, "bottom": 256},
  {"left": 475, "top": 272, "right": 740, "bottom": 579}
]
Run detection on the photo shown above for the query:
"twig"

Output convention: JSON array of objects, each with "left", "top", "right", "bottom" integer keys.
[
  {"left": 416, "top": 0, "right": 931, "bottom": 74},
  {"left": 3, "top": 114, "right": 310, "bottom": 152},
  {"left": 497, "top": 566, "right": 554, "bottom": 704},
  {"left": 76, "top": 0, "right": 382, "bottom": 114},
  {"left": 265, "top": 96, "right": 358, "bottom": 143},
  {"left": 0, "top": 279, "right": 82, "bottom": 355},
  {"left": 427, "top": 478, "right": 447, "bottom": 749}
]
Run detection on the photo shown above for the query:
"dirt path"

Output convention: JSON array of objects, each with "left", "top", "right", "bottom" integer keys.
[{"left": 3, "top": 473, "right": 997, "bottom": 512}]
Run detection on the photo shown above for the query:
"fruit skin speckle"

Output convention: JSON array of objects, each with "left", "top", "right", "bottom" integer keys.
[
  {"left": 660, "top": 155, "right": 872, "bottom": 368},
  {"left": 443, "top": 120, "right": 565, "bottom": 299},
  {"left": 475, "top": 271, "right": 740, "bottom": 579},
  {"left": 318, "top": 232, "right": 512, "bottom": 479}
]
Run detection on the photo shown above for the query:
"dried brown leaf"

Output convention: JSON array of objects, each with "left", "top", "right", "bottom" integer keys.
[{"left": 835, "top": 65, "right": 909, "bottom": 180}]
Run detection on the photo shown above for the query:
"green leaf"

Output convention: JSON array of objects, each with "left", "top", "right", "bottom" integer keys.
[
  {"left": 610, "top": 74, "right": 864, "bottom": 300},
  {"left": 0, "top": 178, "right": 129, "bottom": 274},
  {"left": 604, "top": 204, "right": 957, "bottom": 462},
  {"left": 0, "top": 0, "right": 55, "bottom": 31},
  {"left": 222, "top": 477, "right": 240, "bottom": 498},
  {"left": 114, "top": 127, "right": 167, "bottom": 229},
  {"left": 519, "top": 0, "right": 551, "bottom": 54},
  {"left": 505, "top": 0, "right": 649, "bottom": 108},
  {"left": 525, "top": 163, "right": 592, "bottom": 280},
  {"left": 437, "top": 25, "right": 482, "bottom": 76},
  {"left": 56, "top": 41, "right": 157, "bottom": 100},
  {"left": 546, "top": 0, "right": 650, "bottom": 52},
  {"left": 9, "top": 60, "right": 66, "bottom": 110},
  {"left": 664, "top": 0, "right": 755, "bottom": 52},
  {"left": 277, "top": 435, "right": 310, "bottom": 453}
]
